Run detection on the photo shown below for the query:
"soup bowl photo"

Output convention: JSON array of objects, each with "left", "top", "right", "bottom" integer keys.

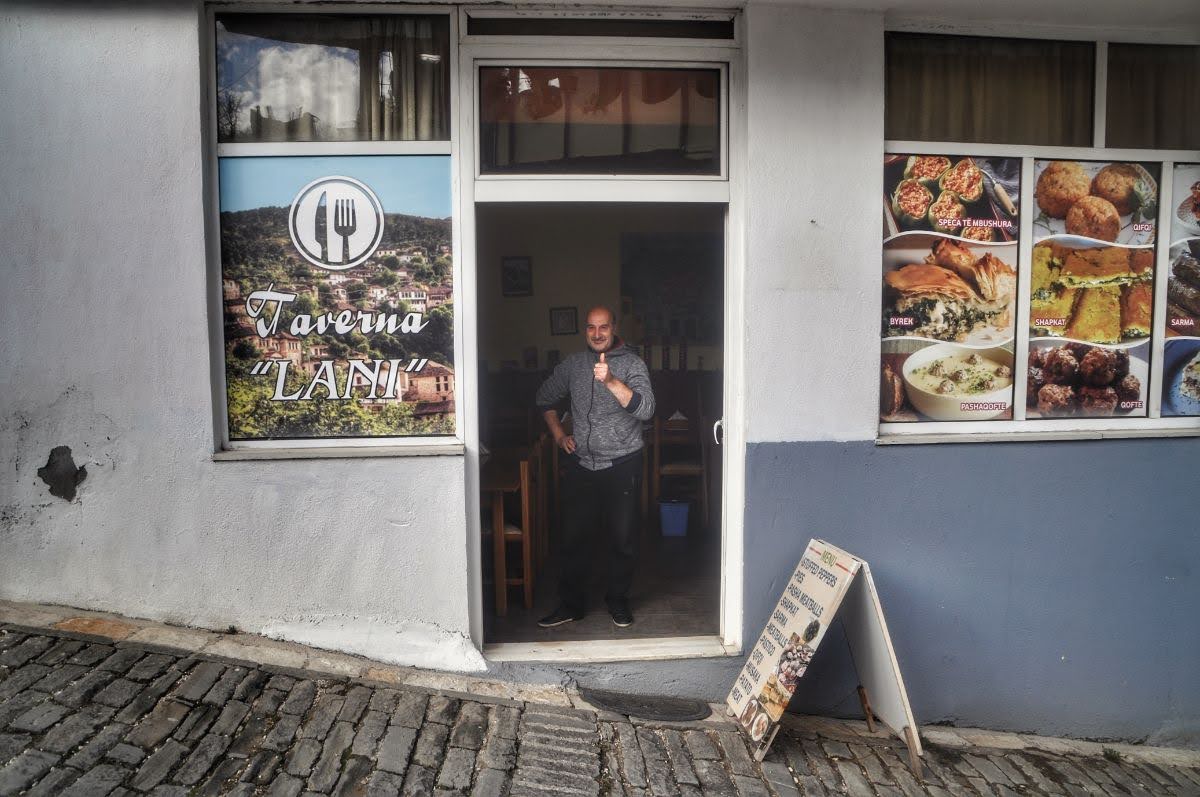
[{"left": 901, "top": 342, "right": 1014, "bottom": 421}]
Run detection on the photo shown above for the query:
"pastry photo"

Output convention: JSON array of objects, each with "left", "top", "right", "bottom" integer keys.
[
  {"left": 883, "top": 234, "right": 1017, "bottom": 345},
  {"left": 1029, "top": 238, "right": 1154, "bottom": 345}
]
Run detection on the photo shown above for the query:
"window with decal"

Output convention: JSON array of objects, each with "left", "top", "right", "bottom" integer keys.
[{"left": 213, "top": 13, "right": 456, "bottom": 447}]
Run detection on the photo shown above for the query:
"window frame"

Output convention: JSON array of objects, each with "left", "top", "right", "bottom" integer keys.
[
  {"left": 454, "top": 13, "right": 745, "bottom": 654},
  {"left": 204, "top": 3, "right": 465, "bottom": 455}
]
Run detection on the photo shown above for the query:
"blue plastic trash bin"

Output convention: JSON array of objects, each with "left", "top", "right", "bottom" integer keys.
[{"left": 659, "top": 500, "right": 690, "bottom": 536}]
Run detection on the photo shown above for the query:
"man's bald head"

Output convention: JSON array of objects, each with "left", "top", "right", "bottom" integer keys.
[{"left": 586, "top": 305, "right": 617, "bottom": 326}]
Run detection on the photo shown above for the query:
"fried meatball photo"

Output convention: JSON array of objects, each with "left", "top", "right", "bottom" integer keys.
[
  {"left": 1091, "top": 164, "right": 1142, "bottom": 216},
  {"left": 1027, "top": 367, "right": 1046, "bottom": 408},
  {"left": 1115, "top": 373, "right": 1142, "bottom": 411},
  {"left": 1037, "top": 383, "right": 1076, "bottom": 416},
  {"left": 1064, "top": 342, "right": 1092, "bottom": 361},
  {"left": 1036, "top": 161, "right": 1091, "bottom": 218},
  {"left": 1079, "top": 347, "right": 1119, "bottom": 386},
  {"left": 1079, "top": 386, "right": 1119, "bottom": 416},
  {"left": 1028, "top": 347, "right": 1046, "bottom": 369},
  {"left": 1112, "top": 348, "right": 1130, "bottom": 379},
  {"left": 1042, "top": 347, "right": 1079, "bottom": 384},
  {"left": 1065, "top": 195, "right": 1121, "bottom": 242}
]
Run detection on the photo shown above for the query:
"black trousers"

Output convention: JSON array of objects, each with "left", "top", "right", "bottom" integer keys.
[{"left": 558, "top": 451, "right": 643, "bottom": 613}]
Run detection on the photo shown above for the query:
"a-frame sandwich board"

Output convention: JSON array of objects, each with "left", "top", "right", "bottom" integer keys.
[{"left": 725, "top": 539, "right": 922, "bottom": 772}]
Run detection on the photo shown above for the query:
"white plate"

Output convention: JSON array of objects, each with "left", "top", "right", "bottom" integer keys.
[
  {"left": 1033, "top": 161, "right": 1157, "bottom": 246},
  {"left": 1026, "top": 340, "right": 1149, "bottom": 418},
  {"left": 1163, "top": 342, "right": 1200, "bottom": 416},
  {"left": 882, "top": 232, "right": 1017, "bottom": 348},
  {"left": 750, "top": 711, "right": 770, "bottom": 741},
  {"left": 1176, "top": 197, "right": 1200, "bottom": 237},
  {"left": 1037, "top": 234, "right": 1153, "bottom": 252}
]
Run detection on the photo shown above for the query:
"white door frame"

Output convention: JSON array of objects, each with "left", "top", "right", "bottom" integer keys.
[{"left": 456, "top": 15, "right": 747, "bottom": 659}]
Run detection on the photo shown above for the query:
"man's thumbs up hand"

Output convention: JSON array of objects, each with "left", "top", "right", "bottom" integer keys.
[{"left": 594, "top": 352, "right": 611, "bottom": 384}]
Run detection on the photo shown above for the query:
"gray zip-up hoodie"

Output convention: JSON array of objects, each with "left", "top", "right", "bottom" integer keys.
[{"left": 535, "top": 342, "right": 656, "bottom": 471}]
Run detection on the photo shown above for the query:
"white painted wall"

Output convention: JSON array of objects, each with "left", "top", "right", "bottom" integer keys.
[
  {"left": 743, "top": 5, "right": 885, "bottom": 442},
  {"left": 0, "top": 3, "right": 481, "bottom": 672}
]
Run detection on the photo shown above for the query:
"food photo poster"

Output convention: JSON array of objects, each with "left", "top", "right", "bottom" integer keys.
[
  {"left": 1026, "top": 160, "right": 1159, "bottom": 419},
  {"left": 880, "top": 154, "right": 1020, "bottom": 423},
  {"left": 1163, "top": 163, "right": 1200, "bottom": 417},
  {"left": 218, "top": 155, "right": 456, "bottom": 440}
]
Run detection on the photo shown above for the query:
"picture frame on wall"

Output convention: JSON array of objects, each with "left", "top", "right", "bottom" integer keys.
[
  {"left": 549, "top": 306, "right": 578, "bottom": 336},
  {"left": 501, "top": 256, "right": 532, "bottom": 297}
]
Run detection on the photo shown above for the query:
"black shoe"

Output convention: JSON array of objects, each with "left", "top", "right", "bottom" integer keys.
[
  {"left": 538, "top": 606, "right": 585, "bottom": 628},
  {"left": 608, "top": 600, "right": 634, "bottom": 628}
]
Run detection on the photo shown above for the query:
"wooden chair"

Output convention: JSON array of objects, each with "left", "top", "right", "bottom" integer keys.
[
  {"left": 480, "top": 447, "right": 538, "bottom": 615},
  {"left": 650, "top": 377, "right": 710, "bottom": 529}
]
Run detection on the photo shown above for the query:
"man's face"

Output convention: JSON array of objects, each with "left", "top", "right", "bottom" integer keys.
[{"left": 585, "top": 309, "right": 616, "bottom": 353}]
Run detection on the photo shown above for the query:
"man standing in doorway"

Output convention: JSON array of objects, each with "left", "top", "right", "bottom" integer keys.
[{"left": 535, "top": 306, "right": 656, "bottom": 628}]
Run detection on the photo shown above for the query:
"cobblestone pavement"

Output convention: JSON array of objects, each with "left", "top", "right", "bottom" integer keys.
[{"left": 2, "top": 623, "right": 1199, "bottom": 796}]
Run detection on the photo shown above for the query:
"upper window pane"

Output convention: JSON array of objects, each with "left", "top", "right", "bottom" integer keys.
[
  {"left": 215, "top": 14, "right": 450, "bottom": 143},
  {"left": 479, "top": 66, "right": 721, "bottom": 175},
  {"left": 467, "top": 17, "right": 734, "bottom": 39},
  {"left": 886, "top": 33, "right": 1094, "bottom": 147},
  {"left": 1106, "top": 43, "right": 1200, "bottom": 150}
]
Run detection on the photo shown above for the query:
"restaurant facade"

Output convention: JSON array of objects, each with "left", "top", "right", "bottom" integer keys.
[{"left": 1, "top": 0, "right": 1197, "bottom": 745}]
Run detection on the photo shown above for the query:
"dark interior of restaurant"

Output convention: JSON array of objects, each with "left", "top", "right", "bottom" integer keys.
[{"left": 476, "top": 203, "right": 725, "bottom": 642}]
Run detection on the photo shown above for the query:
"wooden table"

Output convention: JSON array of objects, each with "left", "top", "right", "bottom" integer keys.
[{"left": 481, "top": 455, "right": 522, "bottom": 616}]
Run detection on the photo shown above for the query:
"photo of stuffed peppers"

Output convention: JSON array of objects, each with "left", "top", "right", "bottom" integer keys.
[{"left": 883, "top": 153, "right": 1019, "bottom": 240}]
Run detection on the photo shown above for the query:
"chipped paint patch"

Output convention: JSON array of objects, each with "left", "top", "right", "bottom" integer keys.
[{"left": 36, "top": 445, "right": 87, "bottom": 501}]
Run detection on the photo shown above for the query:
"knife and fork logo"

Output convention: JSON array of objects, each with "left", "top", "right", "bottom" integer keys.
[{"left": 288, "top": 176, "right": 384, "bottom": 271}]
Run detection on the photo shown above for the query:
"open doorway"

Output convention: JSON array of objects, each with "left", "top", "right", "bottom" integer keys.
[{"left": 476, "top": 202, "right": 725, "bottom": 644}]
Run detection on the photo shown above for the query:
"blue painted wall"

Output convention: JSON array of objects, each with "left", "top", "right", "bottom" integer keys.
[{"left": 743, "top": 440, "right": 1199, "bottom": 745}]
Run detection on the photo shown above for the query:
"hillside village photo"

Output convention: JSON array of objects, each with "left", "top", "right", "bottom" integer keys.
[{"left": 221, "top": 203, "right": 455, "bottom": 439}]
